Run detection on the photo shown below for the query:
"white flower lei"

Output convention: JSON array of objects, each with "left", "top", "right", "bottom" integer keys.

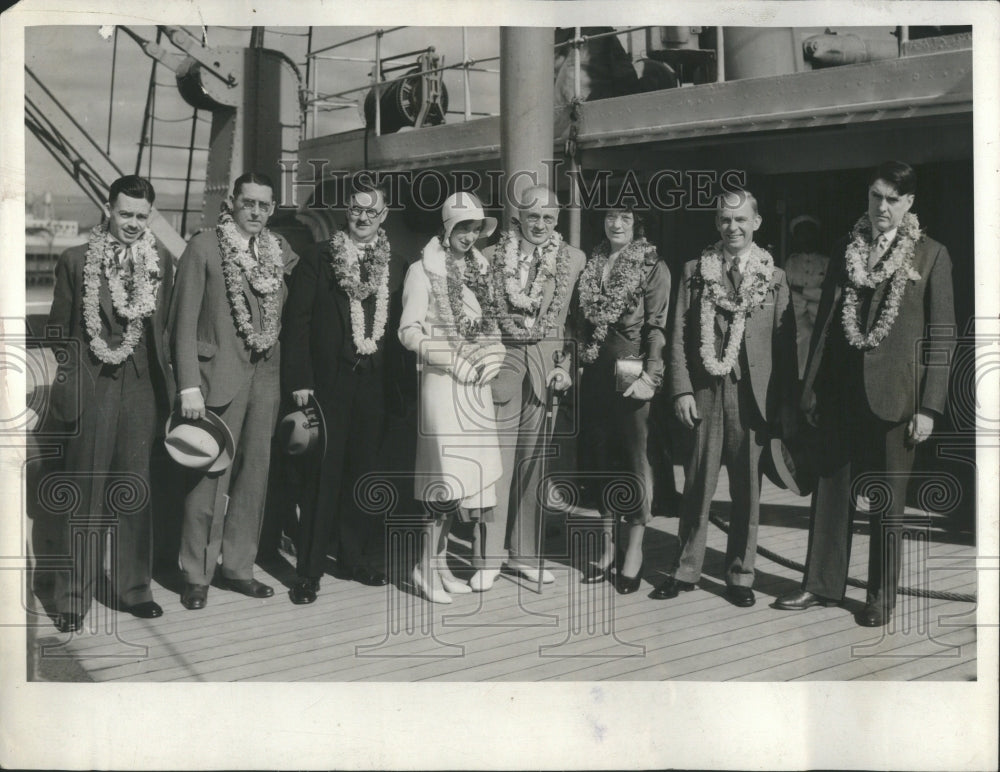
[
  {"left": 81, "top": 221, "right": 161, "bottom": 365},
  {"left": 841, "top": 212, "right": 923, "bottom": 351},
  {"left": 216, "top": 210, "right": 284, "bottom": 353},
  {"left": 491, "top": 226, "right": 572, "bottom": 341},
  {"left": 577, "top": 238, "right": 654, "bottom": 363},
  {"left": 328, "top": 229, "right": 391, "bottom": 356},
  {"left": 696, "top": 241, "right": 774, "bottom": 377}
]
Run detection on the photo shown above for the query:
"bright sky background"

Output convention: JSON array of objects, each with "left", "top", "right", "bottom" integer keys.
[{"left": 25, "top": 25, "right": 502, "bottom": 218}]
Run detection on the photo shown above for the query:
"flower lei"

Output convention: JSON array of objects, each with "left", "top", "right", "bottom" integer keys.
[
  {"left": 577, "top": 238, "right": 654, "bottom": 363},
  {"left": 423, "top": 238, "right": 500, "bottom": 365},
  {"left": 695, "top": 241, "right": 775, "bottom": 377},
  {"left": 841, "top": 212, "right": 923, "bottom": 351},
  {"left": 81, "top": 221, "right": 161, "bottom": 365},
  {"left": 328, "top": 229, "right": 391, "bottom": 356},
  {"left": 216, "top": 208, "right": 284, "bottom": 353},
  {"left": 441, "top": 237, "right": 496, "bottom": 341},
  {"left": 491, "top": 227, "right": 573, "bottom": 341}
]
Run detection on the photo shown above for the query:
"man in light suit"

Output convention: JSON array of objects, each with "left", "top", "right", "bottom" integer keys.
[
  {"left": 47, "top": 175, "right": 174, "bottom": 632},
  {"left": 170, "top": 172, "right": 298, "bottom": 610},
  {"left": 776, "top": 161, "right": 956, "bottom": 626},
  {"left": 281, "top": 179, "right": 410, "bottom": 604},
  {"left": 473, "top": 185, "right": 586, "bottom": 591},
  {"left": 655, "top": 189, "right": 797, "bottom": 607}
]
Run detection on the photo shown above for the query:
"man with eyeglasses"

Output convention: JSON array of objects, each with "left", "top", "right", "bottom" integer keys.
[
  {"left": 170, "top": 171, "right": 299, "bottom": 610},
  {"left": 281, "top": 177, "right": 410, "bottom": 604},
  {"left": 472, "top": 185, "right": 586, "bottom": 591}
]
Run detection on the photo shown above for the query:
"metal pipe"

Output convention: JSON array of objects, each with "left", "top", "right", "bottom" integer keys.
[
  {"left": 716, "top": 27, "right": 725, "bottom": 83},
  {"left": 374, "top": 30, "right": 382, "bottom": 137},
  {"left": 308, "top": 26, "right": 405, "bottom": 57},
  {"left": 552, "top": 25, "right": 649, "bottom": 50},
  {"left": 567, "top": 155, "right": 581, "bottom": 248},
  {"left": 573, "top": 26, "right": 581, "bottom": 100},
  {"left": 463, "top": 27, "right": 471, "bottom": 121},
  {"left": 181, "top": 107, "right": 198, "bottom": 236},
  {"left": 106, "top": 26, "right": 118, "bottom": 155}
]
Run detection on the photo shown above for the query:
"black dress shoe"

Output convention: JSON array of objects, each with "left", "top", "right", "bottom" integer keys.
[
  {"left": 181, "top": 583, "right": 209, "bottom": 610},
  {"left": 615, "top": 567, "right": 643, "bottom": 595},
  {"left": 123, "top": 600, "right": 163, "bottom": 619},
  {"left": 290, "top": 577, "right": 320, "bottom": 605},
  {"left": 650, "top": 576, "right": 696, "bottom": 600},
  {"left": 353, "top": 567, "right": 389, "bottom": 587},
  {"left": 579, "top": 563, "right": 609, "bottom": 584},
  {"left": 856, "top": 602, "right": 892, "bottom": 627},
  {"left": 725, "top": 586, "right": 756, "bottom": 607},
  {"left": 55, "top": 612, "right": 82, "bottom": 633},
  {"left": 774, "top": 589, "right": 839, "bottom": 611},
  {"left": 219, "top": 577, "right": 274, "bottom": 598}
]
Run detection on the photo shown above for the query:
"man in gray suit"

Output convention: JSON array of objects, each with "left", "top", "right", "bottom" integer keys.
[
  {"left": 776, "top": 161, "right": 956, "bottom": 626},
  {"left": 170, "top": 172, "right": 298, "bottom": 609},
  {"left": 655, "top": 189, "right": 797, "bottom": 607},
  {"left": 473, "top": 186, "right": 586, "bottom": 591}
]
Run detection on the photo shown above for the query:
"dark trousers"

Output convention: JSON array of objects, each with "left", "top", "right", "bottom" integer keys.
[
  {"left": 803, "top": 397, "right": 916, "bottom": 607},
  {"left": 672, "top": 374, "right": 765, "bottom": 587},
  {"left": 54, "top": 360, "right": 157, "bottom": 614},
  {"left": 179, "top": 355, "right": 280, "bottom": 585},
  {"left": 295, "top": 365, "right": 386, "bottom": 578},
  {"left": 579, "top": 360, "right": 654, "bottom": 526}
]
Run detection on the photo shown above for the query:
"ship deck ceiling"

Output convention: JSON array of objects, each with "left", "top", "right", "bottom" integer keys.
[
  {"left": 297, "top": 47, "right": 972, "bottom": 181},
  {"left": 26, "top": 467, "right": 978, "bottom": 683}
]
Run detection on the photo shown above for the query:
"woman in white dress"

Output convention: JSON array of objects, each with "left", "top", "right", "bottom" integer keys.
[{"left": 398, "top": 192, "right": 505, "bottom": 603}]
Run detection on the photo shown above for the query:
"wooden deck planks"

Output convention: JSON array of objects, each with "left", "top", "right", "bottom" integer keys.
[{"left": 26, "top": 469, "right": 979, "bottom": 682}]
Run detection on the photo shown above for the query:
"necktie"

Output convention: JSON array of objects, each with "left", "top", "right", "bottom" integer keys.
[
  {"left": 868, "top": 233, "right": 889, "bottom": 270},
  {"left": 519, "top": 249, "right": 533, "bottom": 291},
  {"left": 248, "top": 236, "right": 258, "bottom": 261},
  {"left": 729, "top": 257, "right": 742, "bottom": 291},
  {"left": 111, "top": 243, "right": 130, "bottom": 275}
]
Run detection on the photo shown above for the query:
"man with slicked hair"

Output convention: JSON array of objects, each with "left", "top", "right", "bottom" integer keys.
[
  {"left": 658, "top": 188, "right": 797, "bottom": 608},
  {"left": 776, "top": 161, "right": 956, "bottom": 627},
  {"left": 47, "top": 175, "right": 174, "bottom": 632},
  {"left": 170, "top": 172, "right": 298, "bottom": 610}
]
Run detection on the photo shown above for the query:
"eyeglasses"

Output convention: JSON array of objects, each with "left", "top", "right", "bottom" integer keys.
[
  {"left": 604, "top": 212, "right": 635, "bottom": 224},
  {"left": 347, "top": 206, "right": 385, "bottom": 219},
  {"left": 523, "top": 214, "right": 557, "bottom": 226},
  {"left": 236, "top": 198, "right": 273, "bottom": 212}
]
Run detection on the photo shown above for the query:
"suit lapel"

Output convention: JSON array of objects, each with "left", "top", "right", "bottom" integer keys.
[{"left": 98, "top": 272, "right": 119, "bottom": 331}]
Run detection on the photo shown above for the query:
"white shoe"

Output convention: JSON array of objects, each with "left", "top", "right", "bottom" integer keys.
[
  {"left": 506, "top": 562, "right": 555, "bottom": 585},
  {"left": 438, "top": 571, "right": 472, "bottom": 594},
  {"left": 412, "top": 565, "right": 452, "bottom": 604},
  {"left": 469, "top": 568, "right": 500, "bottom": 592}
]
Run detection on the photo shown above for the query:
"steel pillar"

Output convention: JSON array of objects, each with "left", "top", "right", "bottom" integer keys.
[{"left": 500, "top": 27, "right": 554, "bottom": 224}]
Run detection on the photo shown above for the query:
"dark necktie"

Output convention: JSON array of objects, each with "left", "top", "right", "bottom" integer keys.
[{"left": 729, "top": 258, "right": 742, "bottom": 291}]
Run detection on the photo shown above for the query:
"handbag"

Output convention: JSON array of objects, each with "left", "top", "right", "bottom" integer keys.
[{"left": 614, "top": 356, "right": 660, "bottom": 394}]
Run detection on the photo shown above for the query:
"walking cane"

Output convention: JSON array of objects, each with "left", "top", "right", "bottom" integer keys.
[{"left": 535, "top": 351, "right": 566, "bottom": 594}]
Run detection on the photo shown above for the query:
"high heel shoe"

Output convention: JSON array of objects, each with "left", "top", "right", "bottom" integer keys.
[
  {"left": 438, "top": 571, "right": 472, "bottom": 594},
  {"left": 411, "top": 565, "right": 452, "bottom": 604},
  {"left": 615, "top": 566, "right": 643, "bottom": 595},
  {"left": 469, "top": 568, "right": 500, "bottom": 592},
  {"left": 579, "top": 563, "right": 608, "bottom": 584}
]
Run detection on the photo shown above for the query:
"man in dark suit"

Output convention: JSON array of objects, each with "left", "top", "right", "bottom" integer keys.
[
  {"left": 281, "top": 179, "right": 408, "bottom": 604},
  {"left": 655, "top": 189, "right": 797, "bottom": 607},
  {"left": 170, "top": 172, "right": 299, "bottom": 610},
  {"left": 776, "top": 161, "right": 956, "bottom": 626},
  {"left": 47, "top": 175, "right": 174, "bottom": 632}
]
